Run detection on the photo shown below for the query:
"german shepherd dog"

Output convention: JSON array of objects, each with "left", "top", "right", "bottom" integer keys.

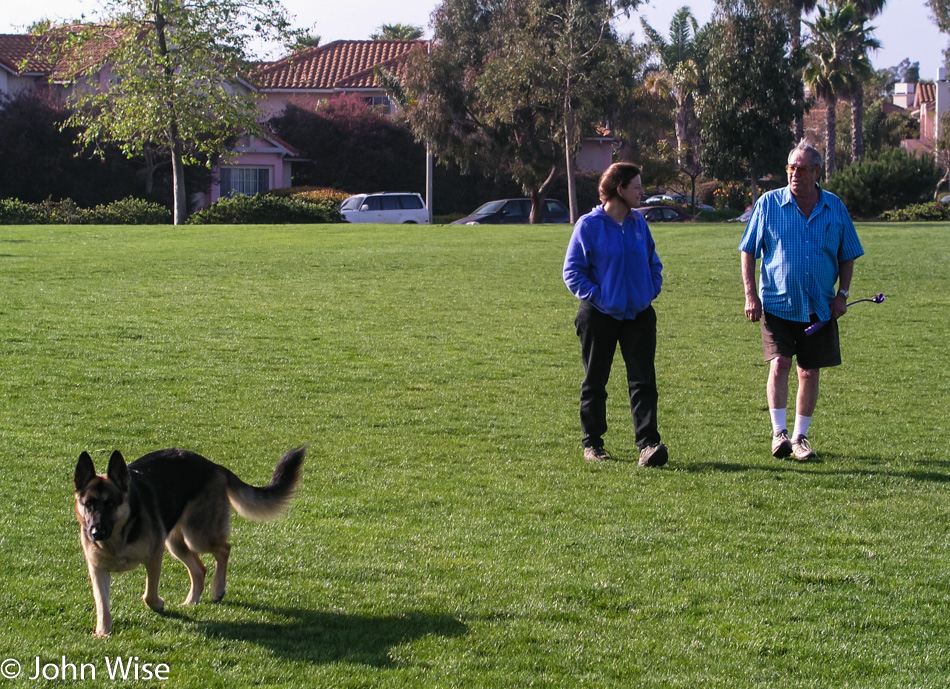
[{"left": 73, "top": 445, "right": 305, "bottom": 636}]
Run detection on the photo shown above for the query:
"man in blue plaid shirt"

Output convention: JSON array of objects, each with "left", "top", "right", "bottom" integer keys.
[{"left": 739, "top": 141, "right": 864, "bottom": 462}]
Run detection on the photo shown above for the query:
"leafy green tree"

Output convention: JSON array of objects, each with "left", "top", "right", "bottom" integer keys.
[
  {"left": 57, "top": 0, "right": 292, "bottom": 224},
  {"left": 929, "top": 0, "right": 950, "bottom": 69},
  {"left": 402, "top": 0, "right": 559, "bottom": 223},
  {"left": 545, "top": 0, "right": 640, "bottom": 220},
  {"left": 930, "top": 0, "right": 950, "bottom": 31},
  {"left": 371, "top": 23, "right": 425, "bottom": 40},
  {"left": 697, "top": 0, "right": 800, "bottom": 202},
  {"left": 803, "top": 1, "right": 879, "bottom": 174},
  {"left": 403, "top": 0, "right": 637, "bottom": 223}
]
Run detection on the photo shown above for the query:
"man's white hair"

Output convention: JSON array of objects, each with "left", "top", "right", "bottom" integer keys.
[{"left": 789, "top": 141, "right": 823, "bottom": 168}]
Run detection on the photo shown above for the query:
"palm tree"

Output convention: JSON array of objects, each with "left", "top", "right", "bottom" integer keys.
[
  {"left": 846, "top": 0, "right": 885, "bottom": 161},
  {"left": 803, "top": 1, "right": 879, "bottom": 174},
  {"left": 761, "top": 0, "right": 820, "bottom": 141},
  {"left": 640, "top": 7, "right": 703, "bottom": 169},
  {"left": 371, "top": 24, "right": 425, "bottom": 40}
]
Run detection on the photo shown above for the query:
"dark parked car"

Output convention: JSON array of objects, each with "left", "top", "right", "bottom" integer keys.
[
  {"left": 643, "top": 193, "right": 714, "bottom": 211},
  {"left": 636, "top": 205, "right": 697, "bottom": 223},
  {"left": 452, "top": 198, "right": 570, "bottom": 225}
]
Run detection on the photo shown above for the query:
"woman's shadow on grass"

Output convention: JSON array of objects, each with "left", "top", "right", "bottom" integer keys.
[{"left": 199, "top": 602, "right": 467, "bottom": 667}]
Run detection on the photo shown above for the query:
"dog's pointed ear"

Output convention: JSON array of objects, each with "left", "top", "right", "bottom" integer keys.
[
  {"left": 107, "top": 450, "right": 130, "bottom": 493},
  {"left": 74, "top": 451, "right": 97, "bottom": 492}
]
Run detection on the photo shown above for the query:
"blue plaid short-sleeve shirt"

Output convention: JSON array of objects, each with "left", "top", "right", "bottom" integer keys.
[{"left": 738, "top": 186, "right": 864, "bottom": 323}]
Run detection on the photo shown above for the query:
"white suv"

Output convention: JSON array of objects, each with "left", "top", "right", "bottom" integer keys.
[{"left": 340, "top": 192, "right": 430, "bottom": 224}]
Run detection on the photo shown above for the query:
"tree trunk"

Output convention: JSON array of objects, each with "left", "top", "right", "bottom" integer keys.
[
  {"left": 171, "top": 139, "right": 187, "bottom": 225},
  {"left": 791, "top": 8, "right": 805, "bottom": 143},
  {"left": 564, "top": 88, "right": 579, "bottom": 223},
  {"left": 851, "top": 82, "right": 865, "bottom": 162},
  {"left": 824, "top": 96, "right": 837, "bottom": 175},
  {"left": 140, "top": 146, "right": 157, "bottom": 195},
  {"left": 674, "top": 98, "right": 689, "bottom": 169},
  {"left": 565, "top": 146, "right": 578, "bottom": 224},
  {"left": 529, "top": 166, "right": 559, "bottom": 224}
]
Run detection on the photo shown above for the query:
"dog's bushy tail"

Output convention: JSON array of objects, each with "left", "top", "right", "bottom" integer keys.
[{"left": 225, "top": 445, "right": 306, "bottom": 521}]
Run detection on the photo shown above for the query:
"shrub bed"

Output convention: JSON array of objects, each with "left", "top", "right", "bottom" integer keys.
[
  {"left": 881, "top": 202, "right": 950, "bottom": 222},
  {"left": 0, "top": 197, "right": 170, "bottom": 225},
  {"left": 266, "top": 186, "right": 351, "bottom": 207},
  {"left": 825, "top": 149, "right": 941, "bottom": 218},
  {"left": 80, "top": 197, "right": 172, "bottom": 225},
  {"left": 0, "top": 198, "right": 36, "bottom": 224},
  {"left": 186, "top": 194, "right": 343, "bottom": 224}
]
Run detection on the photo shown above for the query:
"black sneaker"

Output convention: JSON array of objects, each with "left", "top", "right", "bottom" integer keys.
[{"left": 638, "top": 443, "right": 668, "bottom": 468}]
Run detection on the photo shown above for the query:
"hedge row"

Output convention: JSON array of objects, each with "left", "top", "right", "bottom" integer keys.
[
  {"left": 0, "top": 197, "right": 172, "bottom": 225},
  {"left": 881, "top": 202, "right": 950, "bottom": 222},
  {"left": 186, "top": 194, "right": 342, "bottom": 224},
  {"left": 265, "top": 186, "right": 351, "bottom": 206},
  {"left": 0, "top": 192, "right": 346, "bottom": 225}
]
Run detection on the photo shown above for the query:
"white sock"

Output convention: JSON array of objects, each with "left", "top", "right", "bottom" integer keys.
[
  {"left": 769, "top": 409, "right": 787, "bottom": 434},
  {"left": 793, "top": 415, "right": 812, "bottom": 440}
]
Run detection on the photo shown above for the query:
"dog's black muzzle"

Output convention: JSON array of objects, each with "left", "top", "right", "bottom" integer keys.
[{"left": 87, "top": 524, "right": 112, "bottom": 542}]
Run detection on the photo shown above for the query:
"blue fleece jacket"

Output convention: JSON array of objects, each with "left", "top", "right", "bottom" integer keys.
[{"left": 563, "top": 205, "right": 663, "bottom": 320}]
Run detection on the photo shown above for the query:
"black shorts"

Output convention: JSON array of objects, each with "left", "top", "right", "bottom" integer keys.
[{"left": 761, "top": 311, "right": 841, "bottom": 369}]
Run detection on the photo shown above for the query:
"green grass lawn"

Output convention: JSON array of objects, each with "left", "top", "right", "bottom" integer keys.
[{"left": 0, "top": 220, "right": 947, "bottom": 687}]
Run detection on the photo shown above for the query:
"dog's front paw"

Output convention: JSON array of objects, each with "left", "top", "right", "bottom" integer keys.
[{"left": 143, "top": 594, "right": 165, "bottom": 613}]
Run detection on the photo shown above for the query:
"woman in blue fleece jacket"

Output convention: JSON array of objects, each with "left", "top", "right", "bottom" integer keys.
[{"left": 563, "top": 162, "right": 667, "bottom": 467}]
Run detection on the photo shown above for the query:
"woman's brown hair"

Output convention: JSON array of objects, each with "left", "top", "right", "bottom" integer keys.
[{"left": 598, "top": 162, "right": 642, "bottom": 203}]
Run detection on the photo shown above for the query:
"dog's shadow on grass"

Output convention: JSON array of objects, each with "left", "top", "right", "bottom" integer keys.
[{"left": 198, "top": 602, "right": 467, "bottom": 667}]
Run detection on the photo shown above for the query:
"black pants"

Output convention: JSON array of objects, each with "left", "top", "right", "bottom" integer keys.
[{"left": 574, "top": 301, "right": 660, "bottom": 450}]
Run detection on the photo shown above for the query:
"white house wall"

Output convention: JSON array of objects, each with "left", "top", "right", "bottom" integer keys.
[{"left": 936, "top": 77, "right": 950, "bottom": 146}]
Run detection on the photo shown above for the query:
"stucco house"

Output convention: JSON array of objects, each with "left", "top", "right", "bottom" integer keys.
[
  {"left": 198, "top": 39, "right": 430, "bottom": 206},
  {"left": 1, "top": 30, "right": 324, "bottom": 208},
  {"left": 0, "top": 35, "right": 434, "bottom": 206},
  {"left": 900, "top": 76, "right": 950, "bottom": 156},
  {"left": 2, "top": 32, "right": 617, "bottom": 208}
]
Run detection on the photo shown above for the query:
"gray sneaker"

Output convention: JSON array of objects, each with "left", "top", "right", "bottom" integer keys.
[
  {"left": 584, "top": 446, "right": 612, "bottom": 462},
  {"left": 772, "top": 429, "right": 793, "bottom": 458},
  {"left": 791, "top": 435, "right": 817, "bottom": 461},
  {"left": 638, "top": 443, "right": 668, "bottom": 468}
]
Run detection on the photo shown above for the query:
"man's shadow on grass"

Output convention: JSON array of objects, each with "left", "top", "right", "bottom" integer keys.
[
  {"left": 685, "top": 458, "right": 950, "bottom": 483},
  {"left": 199, "top": 602, "right": 467, "bottom": 667}
]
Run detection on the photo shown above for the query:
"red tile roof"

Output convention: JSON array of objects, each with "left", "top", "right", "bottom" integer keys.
[
  {"left": 0, "top": 34, "right": 50, "bottom": 75},
  {"left": 3, "top": 34, "right": 427, "bottom": 94},
  {"left": 253, "top": 39, "right": 427, "bottom": 91},
  {"left": 915, "top": 81, "right": 936, "bottom": 106},
  {"left": 0, "top": 27, "right": 124, "bottom": 81}
]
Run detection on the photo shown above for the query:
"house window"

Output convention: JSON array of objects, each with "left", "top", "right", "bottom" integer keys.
[
  {"left": 220, "top": 167, "right": 270, "bottom": 197},
  {"left": 363, "top": 96, "right": 392, "bottom": 114}
]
